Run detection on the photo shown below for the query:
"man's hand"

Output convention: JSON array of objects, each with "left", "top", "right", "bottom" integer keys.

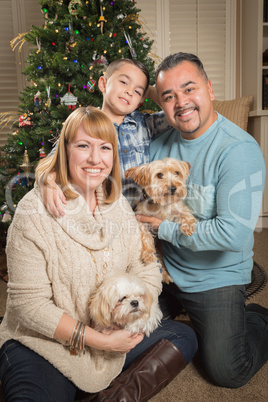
[{"left": 136, "top": 215, "right": 163, "bottom": 235}]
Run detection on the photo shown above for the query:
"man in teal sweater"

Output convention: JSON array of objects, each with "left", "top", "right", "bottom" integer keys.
[{"left": 137, "top": 52, "right": 268, "bottom": 388}]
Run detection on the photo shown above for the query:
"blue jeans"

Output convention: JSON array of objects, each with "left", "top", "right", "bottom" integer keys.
[
  {"left": 0, "top": 320, "right": 197, "bottom": 401},
  {"left": 164, "top": 283, "right": 268, "bottom": 388}
]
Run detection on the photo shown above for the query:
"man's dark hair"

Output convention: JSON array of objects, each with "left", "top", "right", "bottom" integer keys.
[{"left": 156, "top": 52, "right": 208, "bottom": 82}]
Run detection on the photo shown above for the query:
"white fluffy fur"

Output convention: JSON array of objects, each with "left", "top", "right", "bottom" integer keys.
[{"left": 89, "top": 274, "right": 162, "bottom": 337}]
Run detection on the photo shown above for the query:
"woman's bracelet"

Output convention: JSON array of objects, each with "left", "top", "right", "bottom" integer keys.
[{"left": 69, "top": 320, "right": 86, "bottom": 355}]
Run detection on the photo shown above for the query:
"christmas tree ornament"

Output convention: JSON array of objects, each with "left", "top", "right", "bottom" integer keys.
[
  {"left": 34, "top": 91, "right": 42, "bottom": 106},
  {"left": 60, "top": 84, "right": 78, "bottom": 110},
  {"left": 41, "top": 4, "right": 58, "bottom": 28},
  {"left": 10, "top": 33, "right": 27, "bottom": 65},
  {"left": 10, "top": 173, "right": 28, "bottom": 188},
  {"left": 68, "top": 0, "right": 82, "bottom": 16},
  {"left": 98, "top": 6, "right": 107, "bottom": 34},
  {"left": 20, "top": 149, "right": 32, "bottom": 176},
  {"left": 124, "top": 30, "right": 137, "bottom": 58},
  {"left": 36, "top": 37, "right": 41, "bottom": 54},
  {"left": 2, "top": 212, "right": 12, "bottom": 223},
  {"left": 46, "top": 86, "right": 51, "bottom": 107},
  {"left": 0, "top": 112, "right": 20, "bottom": 131},
  {"left": 19, "top": 113, "right": 33, "bottom": 127},
  {"left": 86, "top": 79, "right": 96, "bottom": 93},
  {"left": 92, "top": 54, "right": 108, "bottom": 72},
  {"left": 39, "top": 145, "right": 46, "bottom": 158},
  {"left": 66, "top": 21, "right": 77, "bottom": 52}
]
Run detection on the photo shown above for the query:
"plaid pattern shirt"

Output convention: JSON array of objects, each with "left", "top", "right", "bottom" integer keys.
[
  {"left": 115, "top": 110, "right": 168, "bottom": 175},
  {"left": 115, "top": 110, "right": 169, "bottom": 206}
]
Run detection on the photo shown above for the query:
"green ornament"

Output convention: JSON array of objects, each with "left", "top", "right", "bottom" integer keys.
[{"left": 68, "top": 0, "right": 82, "bottom": 16}]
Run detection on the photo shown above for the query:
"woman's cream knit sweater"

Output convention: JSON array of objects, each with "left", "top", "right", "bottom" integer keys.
[{"left": 0, "top": 185, "right": 162, "bottom": 392}]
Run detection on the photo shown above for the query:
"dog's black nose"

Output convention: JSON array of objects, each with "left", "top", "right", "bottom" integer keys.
[
  {"left": 169, "top": 186, "right": 177, "bottom": 195},
  {"left": 130, "top": 300, "right": 139, "bottom": 308}
]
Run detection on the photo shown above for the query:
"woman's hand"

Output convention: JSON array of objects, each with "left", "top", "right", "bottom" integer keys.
[
  {"left": 40, "top": 173, "right": 66, "bottom": 217},
  {"left": 55, "top": 315, "right": 144, "bottom": 354},
  {"left": 101, "top": 330, "right": 144, "bottom": 353}
]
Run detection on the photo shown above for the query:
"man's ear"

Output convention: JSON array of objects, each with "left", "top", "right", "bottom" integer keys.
[
  {"left": 98, "top": 76, "right": 107, "bottom": 94},
  {"left": 208, "top": 80, "right": 215, "bottom": 101}
]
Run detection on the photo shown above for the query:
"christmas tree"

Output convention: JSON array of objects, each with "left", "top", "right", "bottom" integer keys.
[{"left": 0, "top": 0, "right": 158, "bottom": 222}]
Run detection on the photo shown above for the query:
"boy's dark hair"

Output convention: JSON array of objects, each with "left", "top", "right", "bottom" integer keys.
[
  {"left": 156, "top": 52, "right": 208, "bottom": 82},
  {"left": 105, "top": 59, "right": 150, "bottom": 91}
]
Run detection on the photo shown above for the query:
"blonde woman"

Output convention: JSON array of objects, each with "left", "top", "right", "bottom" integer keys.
[{"left": 0, "top": 107, "right": 197, "bottom": 402}]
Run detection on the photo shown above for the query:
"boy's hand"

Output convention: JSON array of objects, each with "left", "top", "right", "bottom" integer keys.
[
  {"left": 147, "top": 85, "right": 161, "bottom": 106},
  {"left": 136, "top": 215, "right": 162, "bottom": 235},
  {"left": 41, "top": 173, "right": 66, "bottom": 217}
]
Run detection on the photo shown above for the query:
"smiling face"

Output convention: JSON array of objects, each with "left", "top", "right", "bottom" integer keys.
[
  {"left": 99, "top": 63, "right": 148, "bottom": 124},
  {"left": 67, "top": 123, "right": 114, "bottom": 198},
  {"left": 156, "top": 61, "right": 217, "bottom": 140}
]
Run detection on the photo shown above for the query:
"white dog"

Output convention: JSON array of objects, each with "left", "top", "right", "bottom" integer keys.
[{"left": 89, "top": 273, "right": 162, "bottom": 337}]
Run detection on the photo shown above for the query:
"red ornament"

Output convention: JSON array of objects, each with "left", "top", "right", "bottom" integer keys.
[{"left": 19, "top": 113, "right": 33, "bottom": 127}]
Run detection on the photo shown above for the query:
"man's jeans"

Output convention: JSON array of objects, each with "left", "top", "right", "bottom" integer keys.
[{"left": 163, "top": 283, "right": 268, "bottom": 388}]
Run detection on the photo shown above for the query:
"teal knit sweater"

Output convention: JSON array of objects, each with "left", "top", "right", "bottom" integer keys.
[{"left": 150, "top": 113, "right": 266, "bottom": 292}]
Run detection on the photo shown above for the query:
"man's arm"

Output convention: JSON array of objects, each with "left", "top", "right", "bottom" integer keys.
[{"left": 138, "top": 142, "right": 266, "bottom": 252}]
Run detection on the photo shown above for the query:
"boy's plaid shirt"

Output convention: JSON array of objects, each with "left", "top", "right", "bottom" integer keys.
[
  {"left": 114, "top": 110, "right": 169, "bottom": 205},
  {"left": 114, "top": 110, "right": 168, "bottom": 175}
]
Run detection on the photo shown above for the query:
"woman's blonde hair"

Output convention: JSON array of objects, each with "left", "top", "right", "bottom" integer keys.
[{"left": 35, "top": 106, "right": 122, "bottom": 203}]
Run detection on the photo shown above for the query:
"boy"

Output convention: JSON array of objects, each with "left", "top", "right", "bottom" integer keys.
[{"left": 41, "top": 59, "right": 168, "bottom": 215}]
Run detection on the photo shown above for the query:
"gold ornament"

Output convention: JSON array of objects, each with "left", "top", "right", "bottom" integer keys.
[
  {"left": 20, "top": 149, "right": 32, "bottom": 176},
  {"left": 10, "top": 33, "right": 28, "bottom": 64},
  {"left": 98, "top": 6, "right": 107, "bottom": 34}
]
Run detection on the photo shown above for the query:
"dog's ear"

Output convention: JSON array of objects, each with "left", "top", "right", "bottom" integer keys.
[
  {"left": 125, "top": 165, "right": 149, "bottom": 187},
  {"left": 145, "top": 289, "right": 153, "bottom": 314},
  {"left": 178, "top": 161, "right": 191, "bottom": 176},
  {"left": 89, "top": 288, "right": 112, "bottom": 328},
  {"left": 185, "top": 161, "right": 191, "bottom": 170},
  {"left": 124, "top": 166, "right": 140, "bottom": 181}
]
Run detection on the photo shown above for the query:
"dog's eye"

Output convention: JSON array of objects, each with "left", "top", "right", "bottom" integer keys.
[
  {"left": 174, "top": 171, "right": 180, "bottom": 177},
  {"left": 157, "top": 173, "right": 163, "bottom": 179},
  {"left": 119, "top": 296, "right": 126, "bottom": 302}
]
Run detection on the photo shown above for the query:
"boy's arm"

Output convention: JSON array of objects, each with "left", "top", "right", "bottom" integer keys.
[
  {"left": 147, "top": 85, "right": 161, "bottom": 107},
  {"left": 39, "top": 172, "right": 66, "bottom": 217},
  {"left": 143, "top": 86, "right": 171, "bottom": 136}
]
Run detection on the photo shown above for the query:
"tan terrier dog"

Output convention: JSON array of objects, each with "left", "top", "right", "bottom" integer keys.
[{"left": 125, "top": 157, "right": 197, "bottom": 283}]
